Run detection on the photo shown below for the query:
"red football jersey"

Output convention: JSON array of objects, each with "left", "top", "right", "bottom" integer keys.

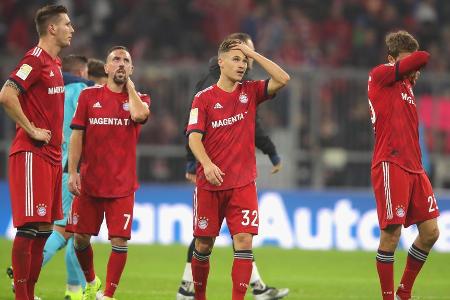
[
  {"left": 368, "top": 51, "right": 430, "bottom": 173},
  {"left": 8, "top": 46, "right": 65, "bottom": 164},
  {"left": 71, "top": 85, "right": 151, "bottom": 198},
  {"left": 186, "top": 80, "right": 271, "bottom": 191}
]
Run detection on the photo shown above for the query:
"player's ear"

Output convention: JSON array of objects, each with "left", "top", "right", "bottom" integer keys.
[
  {"left": 129, "top": 65, "right": 134, "bottom": 76},
  {"left": 387, "top": 55, "right": 396, "bottom": 64},
  {"left": 49, "top": 23, "right": 56, "bottom": 35},
  {"left": 218, "top": 56, "right": 224, "bottom": 68}
]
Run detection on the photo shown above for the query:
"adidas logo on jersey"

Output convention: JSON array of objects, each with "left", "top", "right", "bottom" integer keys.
[
  {"left": 93, "top": 102, "right": 102, "bottom": 108},
  {"left": 214, "top": 102, "right": 223, "bottom": 109},
  {"left": 49, "top": 70, "right": 54, "bottom": 77}
]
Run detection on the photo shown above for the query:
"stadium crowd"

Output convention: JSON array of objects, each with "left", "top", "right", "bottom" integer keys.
[{"left": 1, "top": 0, "right": 450, "bottom": 186}]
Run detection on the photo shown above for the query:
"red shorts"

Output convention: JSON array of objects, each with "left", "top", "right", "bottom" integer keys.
[
  {"left": 193, "top": 182, "right": 259, "bottom": 237},
  {"left": 9, "top": 152, "right": 63, "bottom": 228},
  {"left": 66, "top": 193, "right": 134, "bottom": 239},
  {"left": 372, "top": 162, "right": 440, "bottom": 229}
]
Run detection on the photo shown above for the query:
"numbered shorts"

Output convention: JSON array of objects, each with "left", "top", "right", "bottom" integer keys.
[
  {"left": 9, "top": 152, "right": 63, "bottom": 227},
  {"left": 66, "top": 192, "right": 134, "bottom": 240},
  {"left": 193, "top": 182, "right": 259, "bottom": 237},
  {"left": 54, "top": 173, "right": 73, "bottom": 226},
  {"left": 371, "top": 161, "right": 440, "bottom": 229}
]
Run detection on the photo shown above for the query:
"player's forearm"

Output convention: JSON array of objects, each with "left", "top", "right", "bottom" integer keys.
[
  {"left": 252, "top": 52, "right": 290, "bottom": 93},
  {"left": 68, "top": 130, "right": 83, "bottom": 174},
  {"left": 128, "top": 89, "right": 149, "bottom": 122},
  {"left": 0, "top": 86, "right": 35, "bottom": 135},
  {"left": 398, "top": 51, "right": 430, "bottom": 78},
  {"left": 188, "top": 133, "right": 212, "bottom": 167}
]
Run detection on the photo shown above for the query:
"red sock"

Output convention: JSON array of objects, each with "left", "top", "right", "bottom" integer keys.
[
  {"left": 104, "top": 246, "right": 128, "bottom": 297},
  {"left": 27, "top": 230, "right": 51, "bottom": 299},
  {"left": 376, "top": 249, "right": 395, "bottom": 300},
  {"left": 396, "top": 244, "right": 428, "bottom": 300},
  {"left": 191, "top": 250, "right": 210, "bottom": 300},
  {"left": 75, "top": 244, "right": 96, "bottom": 282},
  {"left": 232, "top": 251, "right": 253, "bottom": 300},
  {"left": 12, "top": 230, "right": 36, "bottom": 300}
]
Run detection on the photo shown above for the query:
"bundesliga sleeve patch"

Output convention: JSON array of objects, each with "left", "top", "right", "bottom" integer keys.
[
  {"left": 188, "top": 108, "right": 198, "bottom": 125},
  {"left": 16, "top": 64, "right": 33, "bottom": 80}
]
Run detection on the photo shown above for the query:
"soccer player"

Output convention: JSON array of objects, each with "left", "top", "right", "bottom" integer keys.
[
  {"left": 177, "top": 32, "right": 288, "bottom": 300},
  {"left": 368, "top": 30, "right": 440, "bottom": 300},
  {"left": 0, "top": 5, "right": 73, "bottom": 300},
  {"left": 186, "top": 38, "right": 289, "bottom": 300},
  {"left": 66, "top": 46, "right": 150, "bottom": 300}
]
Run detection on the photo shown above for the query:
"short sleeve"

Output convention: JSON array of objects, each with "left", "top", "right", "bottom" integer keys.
[
  {"left": 70, "top": 90, "right": 89, "bottom": 130},
  {"left": 249, "top": 79, "right": 272, "bottom": 105},
  {"left": 9, "top": 55, "right": 42, "bottom": 92},
  {"left": 186, "top": 95, "right": 207, "bottom": 136}
]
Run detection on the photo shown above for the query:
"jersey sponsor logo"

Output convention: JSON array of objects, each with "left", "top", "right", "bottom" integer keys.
[
  {"left": 122, "top": 102, "right": 129, "bottom": 111},
  {"left": 401, "top": 92, "right": 415, "bottom": 105},
  {"left": 188, "top": 108, "right": 198, "bottom": 125},
  {"left": 239, "top": 93, "right": 248, "bottom": 103},
  {"left": 49, "top": 70, "right": 54, "bottom": 77},
  {"left": 93, "top": 101, "right": 102, "bottom": 108},
  {"left": 36, "top": 204, "right": 47, "bottom": 217},
  {"left": 16, "top": 64, "right": 32, "bottom": 80},
  {"left": 48, "top": 86, "right": 64, "bottom": 95},
  {"left": 89, "top": 117, "right": 131, "bottom": 126},
  {"left": 211, "top": 112, "right": 245, "bottom": 128},
  {"left": 213, "top": 102, "right": 223, "bottom": 109}
]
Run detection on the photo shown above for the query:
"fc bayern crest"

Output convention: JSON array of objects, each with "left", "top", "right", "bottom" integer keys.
[
  {"left": 396, "top": 206, "right": 405, "bottom": 218},
  {"left": 122, "top": 102, "right": 130, "bottom": 111},
  {"left": 198, "top": 217, "right": 209, "bottom": 230},
  {"left": 36, "top": 204, "right": 47, "bottom": 216},
  {"left": 239, "top": 93, "right": 248, "bottom": 103},
  {"left": 72, "top": 213, "right": 79, "bottom": 225}
]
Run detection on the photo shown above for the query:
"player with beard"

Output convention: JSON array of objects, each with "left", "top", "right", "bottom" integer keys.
[{"left": 66, "top": 46, "right": 150, "bottom": 300}]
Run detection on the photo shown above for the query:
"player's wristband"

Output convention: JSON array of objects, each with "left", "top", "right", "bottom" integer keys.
[
  {"left": 269, "top": 154, "right": 281, "bottom": 166},
  {"left": 186, "top": 161, "right": 197, "bottom": 175}
]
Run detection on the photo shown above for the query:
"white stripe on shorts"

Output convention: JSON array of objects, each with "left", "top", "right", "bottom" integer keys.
[
  {"left": 382, "top": 162, "right": 393, "bottom": 220},
  {"left": 25, "top": 152, "right": 34, "bottom": 217},
  {"left": 193, "top": 187, "right": 198, "bottom": 229}
]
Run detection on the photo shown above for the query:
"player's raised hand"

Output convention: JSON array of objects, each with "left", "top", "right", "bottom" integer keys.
[
  {"left": 28, "top": 122, "right": 51, "bottom": 144},
  {"left": 126, "top": 78, "right": 136, "bottom": 92},
  {"left": 68, "top": 172, "right": 81, "bottom": 196},
  {"left": 230, "top": 40, "right": 255, "bottom": 58},
  {"left": 203, "top": 162, "right": 225, "bottom": 186}
]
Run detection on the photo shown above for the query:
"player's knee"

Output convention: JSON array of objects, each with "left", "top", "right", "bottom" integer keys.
[
  {"left": 420, "top": 226, "right": 440, "bottom": 247},
  {"left": 233, "top": 233, "right": 252, "bottom": 250},
  {"left": 380, "top": 226, "right": 401, "bottom": 250},
  {"left": 195, "top": 237, "right": 214, "bottom": 253},
  {"left": 73, "top": 233, "right": 90, "bottom": 249},
  {"left": 111, "top": 237, "right": 127, "bottom": 247}
]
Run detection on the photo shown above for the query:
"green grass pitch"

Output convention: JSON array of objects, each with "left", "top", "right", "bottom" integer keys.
[{"left": 1, "top": 238, "right": 449, "bottom": 299}]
